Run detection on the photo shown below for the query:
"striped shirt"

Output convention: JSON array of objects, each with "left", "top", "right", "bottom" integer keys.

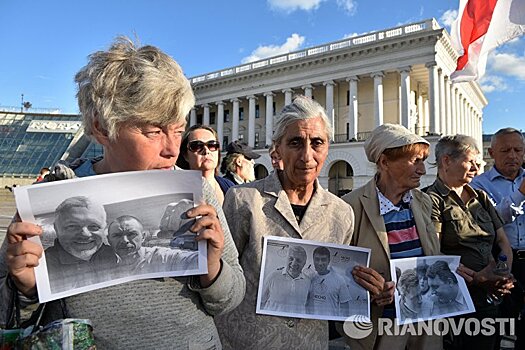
[{"left": 377, "top": 188, "right": 423, "bottom": 259}]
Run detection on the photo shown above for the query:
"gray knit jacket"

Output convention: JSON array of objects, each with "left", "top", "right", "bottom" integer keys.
[{"left": 0, "top": 158, "right": 246, "bottom": 349}]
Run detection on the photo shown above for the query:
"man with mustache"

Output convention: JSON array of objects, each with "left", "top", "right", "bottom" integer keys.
[
  {"left": 45, "top": 196, "right": 116, "bottom": 293},
  {"left": 260, "top": 245, "right": 311, "bottom": 314},
  {"left": 108, "top": 215, "right": 198, "bottom": 275}
]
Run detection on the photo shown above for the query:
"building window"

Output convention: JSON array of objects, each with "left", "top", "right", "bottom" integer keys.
[
  {"left": 210, "top": 112, "right": 216, "bottom": 125},
  {"left": 239, "top": 107, "right": 244, "bottom": 121},
  {"left": 225, "top": 109, "right": 230, "bottom": 122},
  {"left": 272, "top": 102, "right": 276, "bottom": 116},
  {"left": 255, "top": 132, "right": 259, "bottom": 147},
  {"left": 197, "top": 114, "right": 203, "bottom": 125},
  {"left": 255, "top": 105, "right": 260, "bottom": 118},
  {"left": 223, "top": 136, "right": 229, "bottom": 149},
  {"left": 346, "top": 90, "right": 350, "bottom": 106}
]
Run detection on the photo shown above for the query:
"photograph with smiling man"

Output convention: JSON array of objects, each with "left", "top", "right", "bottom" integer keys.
[{"left": 257, "top": 236, "right": 370, "bottom": 321}]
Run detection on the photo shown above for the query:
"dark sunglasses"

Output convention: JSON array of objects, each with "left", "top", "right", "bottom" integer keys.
[{"left": 188, "top": 140, "right": 220, "bottom": 153}]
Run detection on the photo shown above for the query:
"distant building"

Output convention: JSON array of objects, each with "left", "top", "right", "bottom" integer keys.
[
  {"left": 2, "top": 19, "right": 489, "bottom": 196},
  {"left": 0, "top": 108, "right": 95, "bottom": 187},
  {"left": 188, "top": 18, "right": 487, "bottom": 194}
]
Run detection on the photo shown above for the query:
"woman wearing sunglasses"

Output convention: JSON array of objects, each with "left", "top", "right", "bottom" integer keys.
[{"left": 177, "top": 125, "right": 235, "bottom": 205}]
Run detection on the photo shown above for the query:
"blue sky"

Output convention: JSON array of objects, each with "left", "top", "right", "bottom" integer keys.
[{"left": 0, "top": 0, "right": 523, "bottom": 134}]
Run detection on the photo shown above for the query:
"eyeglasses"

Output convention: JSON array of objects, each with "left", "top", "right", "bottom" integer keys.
[{"left": 188, "top": 140, "right": 220, "bottom": 153}]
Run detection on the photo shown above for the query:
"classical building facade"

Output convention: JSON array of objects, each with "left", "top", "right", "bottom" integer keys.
[{"left": 189, "top": 18, "right": 487, "bottom": 195}]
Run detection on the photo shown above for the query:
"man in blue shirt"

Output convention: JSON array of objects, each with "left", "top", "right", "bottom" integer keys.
[{"left": 471, "top": 127, "right": 525, "bottom": 348}]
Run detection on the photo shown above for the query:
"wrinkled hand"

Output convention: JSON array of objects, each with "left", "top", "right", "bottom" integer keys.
[
  {"left": 352, "top": 266, "right": 394, "bottom": 306},
  {"left": 186, "top": 203, "right": 224, "bottom": 287},
  {"left": 460, "top": 262, "right": 514, "bottom": 296},
  {"left": 6, "top": 215, "right": 43, "bottom": 297}
]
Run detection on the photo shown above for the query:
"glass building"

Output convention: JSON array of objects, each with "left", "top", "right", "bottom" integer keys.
[{"left": 0, "top": 109, "right": 85, "bottom": 177}]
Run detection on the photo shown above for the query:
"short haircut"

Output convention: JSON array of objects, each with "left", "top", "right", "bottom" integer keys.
[
  {"left": 75, "top": 36, "right": 195, "bottom": 141},
  {"left": 398, "top": 269, "right": 419, "bottom": 294},
  {"left": 54, "top": 196, "right": 106, "bottom": 226},
  {"left": 108, "top": 215, "right": 143, "bottom": 233},
  {"left": 288, "top": 245, "right": 307, "bottom": 261},
  {"left": 491, "top": 127, "right": 525, "bottom": 147},
  {"left": 220, "top": 152, "right": 244, "bottom": 175},
  {"left": 176, "top": 124, "right": 221, "bottom": 175},
  {"left": 426, "top": 260, "right": 458, "bottom": 284},
  {"left": 273, "top": 95, "right": 332, "bottom": 144},
  {"left": 434, "top": 134, "right": 479, "bottom": 169},
  {"left": 313, "top": 246, "right": 331, "bottom": 260}
]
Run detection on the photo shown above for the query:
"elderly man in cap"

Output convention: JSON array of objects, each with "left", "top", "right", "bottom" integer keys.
[
  {"left": 342, "top": 123, "right": 441, "bottom": 350},
  {"left": 220, "top": 140, "right": 261, "bottom": 186}
]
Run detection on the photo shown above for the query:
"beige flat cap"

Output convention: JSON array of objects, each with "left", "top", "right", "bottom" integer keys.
[{"left": 364, "top": 123, "right": 429, "bottom": 163}]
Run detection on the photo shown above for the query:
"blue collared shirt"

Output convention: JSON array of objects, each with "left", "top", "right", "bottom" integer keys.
[{"left": 471, "top": 167, "right": 525, "bottom": 249}]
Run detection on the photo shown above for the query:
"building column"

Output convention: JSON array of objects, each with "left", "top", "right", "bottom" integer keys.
[
  {"left": 231, "top": 98, "right": 240, "bottom": 141},
  {"left": 371, "top": 72, "right": 384, "bottom": 127},
  {"left": 190, "top": 108, "right": 197, "bottom": 126},
  {"left": 450, "top": 87, "right": 457, "bottom": 135},
  {"left": 426, "top": 62, "right": 439, "bottom": 135},
  {"left": 283, "top": 88, "right": 293, "bottom": 105},
  {"left": 203, "top": 104, "right": 210, "bottom": 125},
  {"left": 399, "top": 67, "right": 411, "bottom": 129},
  {"left": 302, "top": 84, "right": 313, "bottom": 98},
  {"left": 445, "top": 77, "right": 452, "bottom": 136},
  {"left": 455, "top": 89, "right": 461, "bottom": 134},
  {"left": 458, "top": 94, "right": 465, "bottom": 134},
  {"left": 248, "top": 95, "right": 257, "bottom": 147},
  {"left": 264, "top": 92, "right": 274, "bottom": 147},
  {"left": 347, "top": 76, "right": 359, "bottom": 140},
  {"left": 417, "top": 93, "right": 424, "bottom": 135},
  {"left": 438, "top": 69, "right": 446, "bottom": 135},
  {"left": 324, "top": 80, "right": 335, "bottom": 139},
  {"left": 216, "top": 101, "right": 225, "bottom": 145}
]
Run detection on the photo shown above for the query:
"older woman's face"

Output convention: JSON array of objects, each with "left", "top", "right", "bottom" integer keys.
[
  {"left": 101, "top": 122, "right": 186, "bottom": 172},
  {"left": 446, "top": 149, "right": 480, "bottom": 185},
  {"left": 276, "top": 117, "right": 329, "bottom": 188},
  {"left": 382, "top": 149, "right": 427, "bottom": 190},
  {"left": 185, "top": 128, "right": 219, "bottom": 174}
]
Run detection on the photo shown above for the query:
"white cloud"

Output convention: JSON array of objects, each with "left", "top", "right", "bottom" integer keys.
[
  {"left": 440, "top": 9, "right": 457, "bottom": 28},
  {"left": 336, "top": 0, "right": 356, "bottom": 15},
  {"left": 490, "top": 52, "right": 525, "bottom": 80},
  {"left": 267, "top": 0, "right": 325, "bottom": 12},
  {"left": 479, "top": 75, "right": 509, "bottom": 93},
  {"left": 241, "top": 34, "right": 306, "bottom": 63}
]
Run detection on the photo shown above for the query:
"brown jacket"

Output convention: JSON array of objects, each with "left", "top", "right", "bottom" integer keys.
[{"left": 341, "top": 178, "right": 440, "bottom": 349}]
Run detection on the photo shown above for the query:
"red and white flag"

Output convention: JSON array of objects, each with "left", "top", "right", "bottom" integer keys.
[{"left": 450, "top": 0, "right": 525, "bottom": 82}]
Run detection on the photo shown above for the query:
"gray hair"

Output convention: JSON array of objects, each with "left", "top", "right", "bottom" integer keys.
[
  {"left": 288, "top": 245, "right": 307, "bottom": 260},
  {"left": 54, "top": 196, "right": 107, "bottom": 226},
  {"left": 75, "top": 36, "right": 195, "bottom": 141},
  {"left": 491, "top": 127, "right": 525, "bottom": 147},
  {"left": 434, "top": 134, "right": 479, "bottom": 169},
  {"left": 272, "top": 95, "right": 332, "bottom": 144}
]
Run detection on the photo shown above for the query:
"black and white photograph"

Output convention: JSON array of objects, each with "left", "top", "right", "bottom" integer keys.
[
  {"left": 14, "top": 169, "right": 207, "bottom": 302},
  {"left": 256, "top": 236, "right": 371, "bottom": 322},
  {"left": 390, "top": 255, "right": 475, "bottom": 325}
]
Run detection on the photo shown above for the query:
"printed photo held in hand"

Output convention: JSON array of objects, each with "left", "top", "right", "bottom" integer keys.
[
  {"left": 257, "top": 236, "right": 371, "bottom": 322},
  {"left": 390, "top": 256, "right": 475, "bottom": 325},
  {"left": 13, "top": 170, "right": 207, "bottom": 302}
]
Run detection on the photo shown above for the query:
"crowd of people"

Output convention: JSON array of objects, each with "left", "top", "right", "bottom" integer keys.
[{"left": 0, "top": 36, "right": 524, "bottom": 350}]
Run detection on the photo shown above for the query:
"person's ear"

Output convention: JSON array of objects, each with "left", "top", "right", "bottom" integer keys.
[
  {"left": 488, "top": 147, "right": 495, "bottom": 159},
  {"left": 235, "top": 157, "right": 243, "bottom": 167},
  {"left": 378, "top": 154, "right": 388, "bottom": 169},
  {"left": 92, "top": 119, "right": 110, "bottom": 146}
]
